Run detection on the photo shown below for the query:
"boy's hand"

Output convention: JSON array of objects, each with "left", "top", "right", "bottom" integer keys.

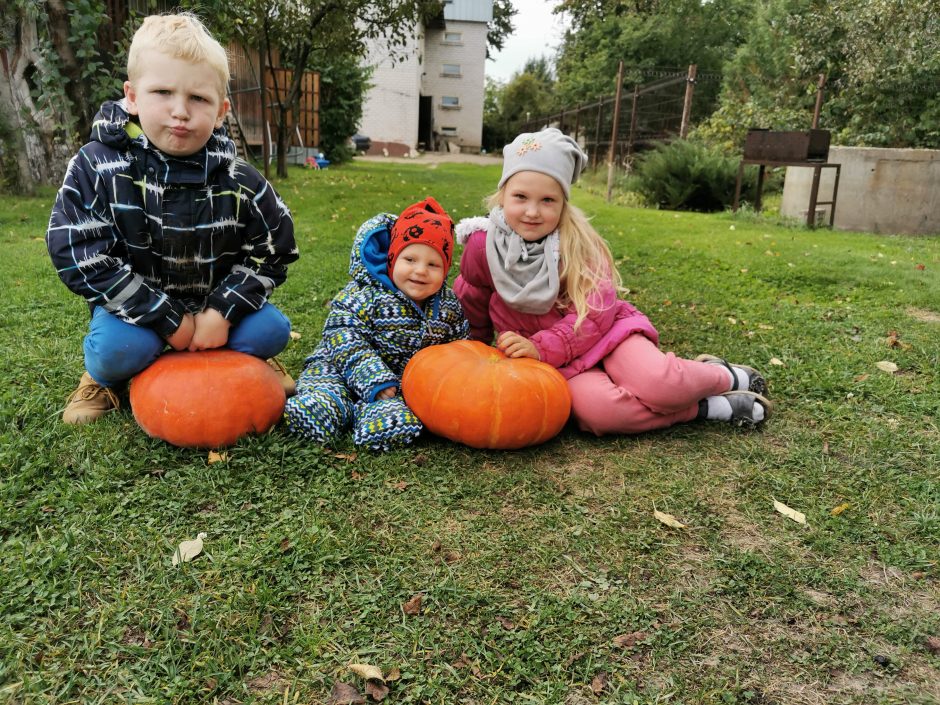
[
  {"left": 166, "top": 314, "right": 196, "bottom": 351},
  {"left": 496, "top": 331, "right": 540, "bottom": 360},
  {"left": 376, "top": 386, "right": 398, "bottom": 400},
  {"left": 189, "top": 308, "right": 231, "bottom": 351}
]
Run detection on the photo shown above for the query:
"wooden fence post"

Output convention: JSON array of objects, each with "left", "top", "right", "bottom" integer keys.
[
  {"left": 679, "top": 64, "right": 697, "bottom": 139},
  {"left": 606, "top": 61, "right": 625, "bottom": 203}
]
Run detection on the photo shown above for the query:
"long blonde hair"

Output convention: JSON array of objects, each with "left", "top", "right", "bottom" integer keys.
[{"left": 488, "top": 190, "right": 621, "bottom": 330}]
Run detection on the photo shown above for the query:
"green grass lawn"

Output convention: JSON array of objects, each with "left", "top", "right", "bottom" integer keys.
[{"left": 2, "top": 160, "right": 939, "bottom": 705}]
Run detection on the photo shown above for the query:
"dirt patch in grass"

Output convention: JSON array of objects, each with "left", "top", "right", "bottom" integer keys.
[{"left": 906, "top": 306, "right": 940, "bottom": 323}]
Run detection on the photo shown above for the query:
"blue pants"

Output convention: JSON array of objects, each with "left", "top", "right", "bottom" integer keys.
[{"left": 84, "top": 304, "right": 291, "bottom": 387}]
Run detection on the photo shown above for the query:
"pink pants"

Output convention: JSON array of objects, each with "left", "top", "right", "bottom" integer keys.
[{"left": 568, "top": 334, "right": 732, "bottom": 436}]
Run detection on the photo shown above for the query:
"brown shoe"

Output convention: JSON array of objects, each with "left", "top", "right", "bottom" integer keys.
[
  {"left": 63, "top": 372, "right": 120, "bottom": 425},
  {"left": 267, "top": 357, "right": 296, "bottom": 397}
]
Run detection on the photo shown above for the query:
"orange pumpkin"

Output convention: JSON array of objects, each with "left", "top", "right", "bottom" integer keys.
[
  {"left": 401, "top": 340, "right": 571, "bottom": 449},
  {"left": 130, "top": 350, "right": 285, "bottom": 448}
]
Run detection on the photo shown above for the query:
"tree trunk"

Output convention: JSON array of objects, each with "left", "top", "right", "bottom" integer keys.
[
  {"left": 0, "top": 12, "right": 75, "bottom": 192},
  {"left": 46, "top": 0, "right": 93, "bottom": 140}
]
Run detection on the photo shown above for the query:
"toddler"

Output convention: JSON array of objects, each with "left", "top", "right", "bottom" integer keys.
[{"left": 285, "top": 197, "right": 468, "bottom": 449}]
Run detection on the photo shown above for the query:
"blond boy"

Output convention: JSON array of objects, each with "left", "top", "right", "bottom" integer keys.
[{"left": 47, "top": 14, "right": 298, "bottom": 424}]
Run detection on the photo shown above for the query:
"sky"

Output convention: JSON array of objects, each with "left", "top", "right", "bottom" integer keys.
[{"left": 486, "top": 0, "right": 569, "bottom": 83}]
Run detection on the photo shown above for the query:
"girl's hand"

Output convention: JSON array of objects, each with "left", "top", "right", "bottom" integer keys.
[
  {"left": 377, "top": 386, "right": 398, "bottom": 400},
  {"left": 496, "top": 331, "right": 540, "bottom": 360}
]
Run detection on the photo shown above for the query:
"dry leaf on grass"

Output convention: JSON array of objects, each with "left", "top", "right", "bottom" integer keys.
[
  {"left": 830, "top": 502, "right": 851, "bottom": 516},
  {"left": 925, "top": 636, "right": 940, "bottom": 654},
  {"left": 613, "top": 631, "right": 648, "bottom": 648},
  {"left": 875, "top": 360, "right": 899, "bottom": 374},
  {"left": 590, "top": 671, "right": 609, "bottom": 695},
  {"left": 207, "top": 450, "right": 228, "bottom": 464},
  {"left": 495, "top": 616, "right": 516, "bottom": 630},
  {"left": 389, "top": 480, "right": 409, "bottom": 491},
  {"left": 773, "top": 500, "right": 807, "bottom": 525},
  {"left": 769, "top": 357, "right": 785, "bottom": 366},
  {"left": 653, "top": 510, "right": 686, "bottom": 529},
  {"left": 329, "top": 682, "right": 365, "bottom": 704},
  {"left": 348, "top": 663, "right": 384, "bottom": 682},
  {"left": 364, "top": 681, "right": 390, "bottom": 701},
  {"left": 172, "top": 532, "right": 207, "bottom": 565},
  {"left": 402, "top": 593, "right": 423, "bottom": 616},
  {"left": 289, "top": 330, "right": 302, "bottom": 341},
  {"left": 334, "top": 452, "right": 359, "bottom": 462},
  {"left": 385, "top": 667, "right": 401, "bottom": 682}
]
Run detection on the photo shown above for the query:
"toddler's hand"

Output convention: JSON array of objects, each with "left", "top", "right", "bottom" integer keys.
[
  {"left": 496, "top": 331, "right": 540, "bottom": 360},
  {"left": 377, "top": 386, "right": 398, "bottom": 400},
  {"left": 166, "top": 314, "right": 195, "bottom": 351},
  {"left": 188, "top": 308, "right": 231, "bottom": 351}
]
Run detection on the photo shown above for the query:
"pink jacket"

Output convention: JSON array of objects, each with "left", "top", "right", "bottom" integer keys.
[{"left": 454, "top": 227, "right": 659, "bottom": 379}]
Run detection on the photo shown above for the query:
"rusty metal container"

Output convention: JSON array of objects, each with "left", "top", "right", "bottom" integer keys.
[{"left": 743, "top": 129, "right": 831, "bottom": 162}]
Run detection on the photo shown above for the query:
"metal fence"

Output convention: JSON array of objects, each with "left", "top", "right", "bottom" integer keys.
[{"left": 520, "top": 64, "right": 720, "bottom": 170}]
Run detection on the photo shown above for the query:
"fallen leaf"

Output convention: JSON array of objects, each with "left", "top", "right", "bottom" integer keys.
[
  {"left": 172, "top": 532, "right": 207, "bottom": 565},
  {"left": 495, "top": 616, "right": 516, "bottom": 630},
  {"left": 830, "top": 502, "right": 851, "bottom": 516},
  {"left": 402, "top": 593, "right": 423, "bottom": 616},
  {"left": 727, "top": 317, "right": 737, "bottom": 325},
  {"left": 430, "top": 539, "right": 442, "bottom": 553},
  {"left": 653, "top": 510, "right": 686, "bottom": 529},
  {"left": 334, "top": 452, "right": 359, "bottom": 461},
  {"left": 822, "top": 441, "right": 830, "bottom": 455},
  {"left": 390, "top": 480, "right": 409, "bottom": 491},
  {"left": 207, "top": 450, "right": 228, "bottom": 464},
  {"left": 279, "top": 537, "right": 291, "bottom": 552},
  {"left": 348, "top": 663, "right": 384, "bottom": 683},
  {"left": 591, "top": 671, "right": 609, "bottom": 695},
  {"left": 925, "top": 636, "right": 940, "bottom": 654},
  {"left": 854, "top": 374, "right": 870, "bottom": 382},
  {"left": 773, "top": 499, "right": 807, "bottom": 525},
  {"left": 613, "top": 631, "right": 648, "bottom": 648},
  {"left": 876, "top": 360, "right": 899, "bottom": 374},
  {"left": 385, "top": 667, "right": 401, "bottom": 682},
  {"left": 289, "top": 330, "right": 302, "bottom": 340},
  {"left": 915, "top": 263, "right": 926, "bottom": 270},
  {"left": 351, "top": 470, "right": 363, "bottom": 481},
  {"left": 365, "top": 681, "right": 390, "bottom": 701},
  {"left": 411, "top": 453, "right": 429, "bottom": 466},
  {"left": 770, "top": 357, "right": 785, "bottom": 366},
  {"left": 443, "top": 550, "right": 462, "bottom": 563},
  {"left": 329, "top": 682, "right": 365, "bottom": 704}
]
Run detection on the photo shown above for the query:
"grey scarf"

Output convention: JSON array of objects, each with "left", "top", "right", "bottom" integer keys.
[{"left": 485, "top": 207, "right": 560, "bottom": 315}]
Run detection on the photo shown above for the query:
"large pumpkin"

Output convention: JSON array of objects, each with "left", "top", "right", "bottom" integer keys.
[
  {"left": 130, "top": 350, "right": 285, "bottom": 448},
  {"left": 401, "top": 340, "right": 571, "bottom": 449}
]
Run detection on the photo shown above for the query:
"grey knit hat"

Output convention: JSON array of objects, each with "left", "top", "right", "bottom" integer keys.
[{"left": 499, "top": 128, "right": 588, "bottom": 199}]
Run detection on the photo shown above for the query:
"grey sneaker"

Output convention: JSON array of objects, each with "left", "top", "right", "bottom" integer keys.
[
  {"left": 696, "top": 354, "right": 768, "bottom": 396},
  {"left": 721, "top": 390, "right": 772, "bottom": 428}
]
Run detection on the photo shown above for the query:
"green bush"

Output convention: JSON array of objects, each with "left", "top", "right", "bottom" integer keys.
[{"left": 628, "top": 139, "right": 754, "bottom": 212}]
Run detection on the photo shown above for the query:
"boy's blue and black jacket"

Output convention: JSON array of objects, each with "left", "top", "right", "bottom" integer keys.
[
  {"left": 46, "top": 99, "right": 298, "bottom": 338},
  {"left": 303, "top": 213, "right": 469, "bottom": 402}
]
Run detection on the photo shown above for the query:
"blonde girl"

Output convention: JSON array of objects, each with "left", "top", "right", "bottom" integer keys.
[{"left": 454, "top": 128, "right": 771, "bottom": 435}]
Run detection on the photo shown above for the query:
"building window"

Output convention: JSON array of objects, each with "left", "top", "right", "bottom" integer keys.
[
  {"left": 441, "top": 96, "right": 460, "bottom": 109},
  {"left": 440, "top": 126, "right": 458, "bottom": 136},
  {"left": 442, "top": 63, "right": 461, "bottom": 77},
  {"left": 443, "top": 31, "right": 462, "bottom": 43}
]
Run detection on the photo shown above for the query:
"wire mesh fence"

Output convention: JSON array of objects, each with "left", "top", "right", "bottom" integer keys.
[{"left": 520, "top": 64, "right": 721, "bottom": 170}]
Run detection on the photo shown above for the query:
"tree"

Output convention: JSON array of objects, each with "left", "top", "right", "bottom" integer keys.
[
  {"left": 0, "top": 0, "right": 125, "bottom": 193},
  {"left": 486, "top": 0, "right": 517, "bottom": 58}
]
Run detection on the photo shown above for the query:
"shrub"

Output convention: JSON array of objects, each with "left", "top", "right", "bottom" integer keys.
[{"left": 628, "top": 139, "right": 755, "bottom": 212}]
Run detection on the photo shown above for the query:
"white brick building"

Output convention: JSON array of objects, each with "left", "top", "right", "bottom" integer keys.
[{"left": 359, "top": 0, "right": 493, "bottom": 156}]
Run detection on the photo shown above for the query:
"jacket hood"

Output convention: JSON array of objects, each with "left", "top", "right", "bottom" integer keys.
[
  {"left": 350, "top": 213, "right": 397, "bottom": 292},
  {"left": 89, "top": 99, "right": 236, "bottom": 180},
  {"left": 350, "top": 213, "right": 445, "bottom": 315}
]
